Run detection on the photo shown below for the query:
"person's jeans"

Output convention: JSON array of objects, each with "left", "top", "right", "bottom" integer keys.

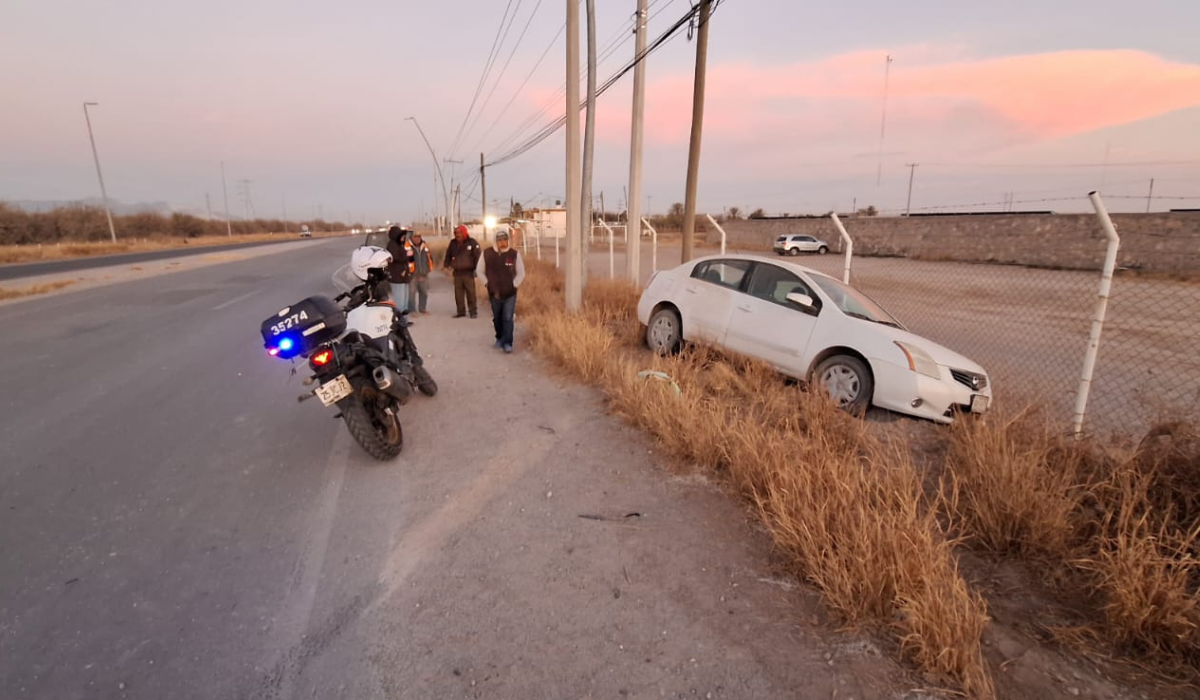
[
  {"left": 390, "top": 283, "right": 410, "bottom": 313},
  {"left": 490, "top": 293, "right": 517, "bottom": 347},
  {"left": 408, "top": 277, "right": 429, "bottom": 313}
]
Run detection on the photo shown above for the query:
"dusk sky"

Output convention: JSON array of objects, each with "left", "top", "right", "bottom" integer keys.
[{"left": 2, "top": 0, "right": 1199, "bottom": 223}]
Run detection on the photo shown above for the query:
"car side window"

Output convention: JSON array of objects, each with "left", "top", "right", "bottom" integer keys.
[
  {"left": 746, "top": 263, "right": 820, "bottom": 311},
  {"left": 691, "top": 260, "right": 751, "bottom": 290}
]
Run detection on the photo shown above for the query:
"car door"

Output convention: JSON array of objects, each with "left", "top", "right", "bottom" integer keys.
[
  {"left": 724, "top": 262, "right": 821, "bottom": 377},
  {"left": 679, "top": 259, "right": 751, "bottom": 347}
]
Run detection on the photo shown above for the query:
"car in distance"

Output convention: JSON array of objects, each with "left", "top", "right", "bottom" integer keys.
[
  {"left": 636, "top": 254, "right": 992, "bottom": 423},
  {"left": 773, "top": 234, "right": 829, "bottom": 256},
  {"left": 300, "top": 225, "right": 312, "bottom": 238}
]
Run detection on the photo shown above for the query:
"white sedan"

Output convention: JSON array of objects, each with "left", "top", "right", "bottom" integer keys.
[{"left": 636, "top": 254, "right": 992, "bottom": 423}]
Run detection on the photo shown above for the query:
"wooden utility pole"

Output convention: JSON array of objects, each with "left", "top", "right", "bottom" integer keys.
[
  {"left": 627, "top": 0, "right": 648, "bottom": 282},
  {"left": 565, "top": 0, "right": 583, "bottom": 311},
  {"left": 680, "top": 0, "right": 712, "bottom": 263},
  {"left": 1146, "top": 178, "right": 1155, "bottom": 213}
]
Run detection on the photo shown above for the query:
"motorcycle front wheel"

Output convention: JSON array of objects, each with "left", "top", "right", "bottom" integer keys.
[
  {"left": 339, "top": 381, "right": 403, "bottom": 460},
  {"left": 414, "top": 365, "right": 438, "bottom": 396}
]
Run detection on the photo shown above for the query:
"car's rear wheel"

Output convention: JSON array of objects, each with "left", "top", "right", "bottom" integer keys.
[
  {"left": 817, "top": 245, "right": 829, "bottom": 254},
  {"left": 646, "top": 307, "right": 682, "bottom": 355},
  {"left": 814, "top": 355, "right": 873, "bottom": 415}
]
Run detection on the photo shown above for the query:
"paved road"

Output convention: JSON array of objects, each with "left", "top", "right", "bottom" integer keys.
[
  {"left": 0, "top": 237, "right": 321, "bottom": 282},
  {"left": 1, "top": 239, "right": 905, "bottom": 699}
]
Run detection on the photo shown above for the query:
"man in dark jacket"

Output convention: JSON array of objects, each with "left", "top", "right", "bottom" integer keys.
[
  {"left": 443, "top": 224, "right": 481, "bottom": 318},
  {"left": 385, "top": 226, "right": 416, "bottom": 322},
  {"left": 476, "top": 229, "right": 525, "bottom": 353}
]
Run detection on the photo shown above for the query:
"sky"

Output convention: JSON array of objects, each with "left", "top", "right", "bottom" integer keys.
[{"left": 2, "top": 0, "right": 1199, "bottom": 224}]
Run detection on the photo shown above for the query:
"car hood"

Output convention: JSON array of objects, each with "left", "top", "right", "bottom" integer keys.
[{"left": 869, "top": 323, "right": 988, "bottom": 374}]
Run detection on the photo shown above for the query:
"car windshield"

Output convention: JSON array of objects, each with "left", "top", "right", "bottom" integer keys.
[{"left": 810, "top": 275, "right": 903, "bottom": 328}]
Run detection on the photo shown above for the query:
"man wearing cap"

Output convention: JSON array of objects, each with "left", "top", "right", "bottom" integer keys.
[
  {"left": 476, "top": 229, "right": 525, "bottom": 353},
  {"left": 407, "top": 230, "right": 435, "bottom": 315},
  {"left": 444, "top": 224, "right": 481, "bottom": 318}
]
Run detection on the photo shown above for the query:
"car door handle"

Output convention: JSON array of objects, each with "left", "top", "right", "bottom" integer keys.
[
  {"left": 736, "top": 304, "right": 752, "bottom": 312},
  {"left": 685, "top": 287, "right": 699, "bottom": 295}
]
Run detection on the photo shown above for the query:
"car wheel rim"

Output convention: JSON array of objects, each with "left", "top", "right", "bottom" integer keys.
[
  {"left": 820, "top": 365, "right": 860, "bottom": 406},
  {"left": 650, "top": 317, "right": 676, "bottom": 349}
]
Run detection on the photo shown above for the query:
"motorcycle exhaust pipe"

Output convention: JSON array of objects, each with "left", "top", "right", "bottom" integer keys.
[{"left": 373, "top": 365, "right": 413, "bottom": 405}]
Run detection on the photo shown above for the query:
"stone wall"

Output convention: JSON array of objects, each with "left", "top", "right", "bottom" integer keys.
[{"left": 711, "top": 212, "right": 1200, "bottom": 276}]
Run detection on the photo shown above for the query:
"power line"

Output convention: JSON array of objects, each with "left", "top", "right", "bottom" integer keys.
[{"left": 448, "top": 0, "right": 519, "bottom": 158}]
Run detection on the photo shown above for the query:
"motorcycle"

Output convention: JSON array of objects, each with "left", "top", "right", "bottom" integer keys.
[{"left": 259, "top": 248, "right": 437, "bottom": 460}]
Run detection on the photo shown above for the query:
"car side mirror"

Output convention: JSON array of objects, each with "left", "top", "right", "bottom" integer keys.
[{"left": 786, "top": 292, "right": 814, "bottom": 308}]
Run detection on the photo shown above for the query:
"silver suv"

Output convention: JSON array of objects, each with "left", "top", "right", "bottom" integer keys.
[{"left": 773, "top": 234, "right": 829, "bottom": 256}]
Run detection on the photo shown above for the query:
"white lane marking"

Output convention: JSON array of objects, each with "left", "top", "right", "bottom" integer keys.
[{"left": 211, "top": 290, "right": 257, "bottom": 311}]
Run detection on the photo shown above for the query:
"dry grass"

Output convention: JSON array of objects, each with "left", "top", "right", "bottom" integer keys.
[
  {"left": 944, "top": 409, "right": 1200, "bottom": 672},
  {"left": 0, "top": 280, "right": 78, "bottom": 300},
  {"left": 0, "top": 231, "right": 347, "bottom": 265},
  {"left": 519, "top": 259, "right": 995, "bottom": 698}
]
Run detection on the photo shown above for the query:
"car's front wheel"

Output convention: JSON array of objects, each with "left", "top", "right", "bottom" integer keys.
[
  {"left": 788, "top": 247, "right": 800, "bottom": 256},
  {"left": 814, "top": 355, "right": 873, "bottom": 415},
  {"left": 646, "top": 307, "right": 682, "bottom": 355}
]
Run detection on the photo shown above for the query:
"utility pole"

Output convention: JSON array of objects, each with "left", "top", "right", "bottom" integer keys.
[
  {"left": 904, "top": 163, "right": 919, "bottom": 216},
  {"left": 282, "top": 193, "right": 288, "bottom": 234},
  {"left": 444, "top": 157, "right": 463, "bottom": 230},
  {"left": 205, "top": 192, "right": 213, "bottom": 220},
  {"left": 581, "top": 0, "right": 598, "bottom": 278},
  {"left": 220, "top": 161, "right": 232, "bottom": 236},
  {"left": 1146, "top": 178, "right": 1155, "bottom": 213},
  {"left": 82, "top": 102, "right": 117, "bottom": 243},
  {"left": 680, "top": 0, "right": 712, "bottom": 263},
  {"left": 876, "top": 55, "right": 893, "bottom": 187},
  {"left": 565, "top": 0, "right": 583, "bottom": 311},
  {"left": 480, "top": 152, "right": 487, "bottom": 234}
]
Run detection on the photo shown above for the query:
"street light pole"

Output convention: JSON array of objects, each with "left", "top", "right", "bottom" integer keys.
[
  {"left": 904, "top": 162, "right": 919, "bottom": 216},
  {"left": 82, "top": 102, "right": 117, "bottom": 243},
  {"left": 405, "top": 117, "right": 450, "bottom": 236}
]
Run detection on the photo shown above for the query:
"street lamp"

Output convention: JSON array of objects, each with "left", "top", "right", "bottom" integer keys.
[
  {"left": 404, "top": 116, "right": 450, "bottom": 236},
  {"left": 82, "top": 102, "right": 117, "bottom": 243}
]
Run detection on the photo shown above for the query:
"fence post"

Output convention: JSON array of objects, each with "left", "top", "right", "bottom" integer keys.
[
  {"left": 830, "top": 213, "right": 853, "bottom": 284},
  {"left": 641, "top": 217, "right": 658, "bottom": 275},
  {"left": 600, "top": 219, "right": 616, "bottom": 278},
  {"left": 1073, "top": 191, "right": 1121, "bottom": 436},
  {"left": 704, "top": 214, "right": 727, "bottom": 255}
]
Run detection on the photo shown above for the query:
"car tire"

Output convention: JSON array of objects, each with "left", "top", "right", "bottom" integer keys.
[
  {"left": 817, "top": 246, "right": 828, "bottom": 255},
  {"left": 788, "top": 247, "right": 800, "bottom": 256},
  {"left": 646, "top": 307, "right": 682, "bottom": 355},
  {"left": 813, "top": 355, "right": 873, "bottom": 415}
]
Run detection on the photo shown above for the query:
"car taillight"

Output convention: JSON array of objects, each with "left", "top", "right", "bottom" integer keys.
[{"left": 310, "top": 348, "right": 334, "bottom": 369}]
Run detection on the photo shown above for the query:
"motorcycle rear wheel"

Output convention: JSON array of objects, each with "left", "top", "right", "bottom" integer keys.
[{"left": 340, "top": 382, "right": 403, "bottom": 460}]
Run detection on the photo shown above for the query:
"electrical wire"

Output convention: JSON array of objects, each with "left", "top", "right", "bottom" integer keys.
[{"left": 448, "top": 0, "right": 519, "bottom": 158}]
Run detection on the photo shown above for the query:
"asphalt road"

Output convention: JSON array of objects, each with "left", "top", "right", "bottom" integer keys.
[
  {"left": 1, "top": 239, "right": 906, "bottom": 700},
  {"left": 0, "top": 237, "right": 320, "bottom": 282}
]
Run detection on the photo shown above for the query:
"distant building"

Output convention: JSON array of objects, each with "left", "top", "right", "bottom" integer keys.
[{"left": 524, "top": 208, "right": 567, "bottom": 239}]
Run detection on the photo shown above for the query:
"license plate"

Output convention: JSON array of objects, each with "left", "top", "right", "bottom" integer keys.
[
  {"left": 970, "top": 394, "right": 990, "bottom": 413},
  {"left": 315, "top": 375, "right": 353, "bottom": 406}
]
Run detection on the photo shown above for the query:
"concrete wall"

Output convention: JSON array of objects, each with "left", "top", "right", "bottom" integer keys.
[{"left": 711, "top": 212, "right": 1200, "bottom": 276}]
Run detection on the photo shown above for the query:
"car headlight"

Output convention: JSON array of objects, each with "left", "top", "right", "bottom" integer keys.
[{"left": 894, "top": 341, "right": 941, "bottom": 379}]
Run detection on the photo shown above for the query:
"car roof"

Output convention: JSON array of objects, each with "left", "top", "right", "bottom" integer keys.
[{"left": 685, "top": 253, "right": 837, "bottom": 283}]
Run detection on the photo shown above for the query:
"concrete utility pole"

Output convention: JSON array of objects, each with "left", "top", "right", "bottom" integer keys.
[
  {"left": 480, "top": 153, "right": 487, "bottom": 231},
  {"left": 1146, "top": 178, "right": 1155, "bottom": 213},
  {"left": 581, "top": 0, "right": 598, "bottom": 282},
  {"left": 565, "top": 0, "right": 583, "bottom": 311},
  {"left": 680, "top": 0, "right": 713, "bottom": 263},
  {"left": 904, "top": 163, "right": 919, "bottom": 216},
  {"left": 282, "top": 193, "right": 288, "bottom": 234},
  {"left": 205, "top": 192, "right": 213, "bottom": 220},
  {"left": 82, "top": 102, "right": 117, "bottom": 243},
  {"left": 876, "top": 55, "right": 892, "bottom": 187},
  {"left": 444, "top": 158, "right": 463, "bottom": 230},
  {"left": 220, "top": 161, "right": 233, "bottom": 236}
]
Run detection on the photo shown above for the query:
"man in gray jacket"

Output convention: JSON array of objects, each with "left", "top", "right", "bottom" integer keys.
[
  {"left": 476, "top": 229, "right": 525, "bottom": 353},
  {"left": 406, "top": 231, "right": 435, "bottom": 315}
]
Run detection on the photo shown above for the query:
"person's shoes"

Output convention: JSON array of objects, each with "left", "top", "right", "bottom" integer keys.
[
  {"left": 469, "top": 312, "right": 478, "bottom": 318},
  {"left": 493, "top": 340, "right": 503, "bottom": 349},
  {"left": 502, "top": 344, "right": 513, "bottom": 354},
  {"left": 453, "top": 313, "right": 466, "bottom": 318}
]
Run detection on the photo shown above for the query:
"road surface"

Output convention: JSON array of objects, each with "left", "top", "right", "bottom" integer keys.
[{"left": 1, "top": 238, "right": 906, "bottom": 699}]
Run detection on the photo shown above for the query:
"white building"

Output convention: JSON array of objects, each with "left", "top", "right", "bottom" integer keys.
[{"left": 525, "top": 208, "right": 567, "bottom": 239}]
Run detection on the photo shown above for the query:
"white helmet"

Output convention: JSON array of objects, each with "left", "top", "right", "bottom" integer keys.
[{"left": 350, "top": 245, "right": 392, "bottom": 281}]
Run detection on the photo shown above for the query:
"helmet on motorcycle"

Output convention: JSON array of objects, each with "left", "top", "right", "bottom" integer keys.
[{"left": 350, "top": 245, "right": 393, "bottom": 281}]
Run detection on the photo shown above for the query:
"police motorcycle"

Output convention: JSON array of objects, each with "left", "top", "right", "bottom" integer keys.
[{"left": 259, "top": 246, "right": 437, "bottom": 460}]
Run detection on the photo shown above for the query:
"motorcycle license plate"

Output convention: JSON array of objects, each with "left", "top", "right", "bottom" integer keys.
[
  {"left": 970, "top": 394, "right": 990, "bottom": 413},
  {"left": 315, "top": 375, "right": 353, "bottom": 407}
]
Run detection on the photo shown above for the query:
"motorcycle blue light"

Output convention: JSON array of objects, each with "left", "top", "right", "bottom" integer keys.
[{"left": 279, "top": 337, "right": 295, "bottom": 352}]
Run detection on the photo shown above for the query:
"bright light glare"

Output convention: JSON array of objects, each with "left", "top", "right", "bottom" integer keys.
[{"left": 484, "top": 215, "right": 498, "bottom": 229}]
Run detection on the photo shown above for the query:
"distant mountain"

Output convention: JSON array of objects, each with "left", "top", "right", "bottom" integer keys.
[{"left": 4, "top": 198, "right": 213, "bottom": 218}]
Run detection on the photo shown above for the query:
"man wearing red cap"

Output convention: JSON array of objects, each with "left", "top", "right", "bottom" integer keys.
[{"left": 443, "top": 224, "right": 481, "bottom": 318}]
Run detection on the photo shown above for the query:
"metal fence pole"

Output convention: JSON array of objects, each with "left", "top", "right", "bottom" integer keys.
[
  {"left": 704, "top": 214, "right": 727, "bottom": 255},
  {"left": 830, "top": 213, "right": 854, "bottom": 284},
  {"left": 642, "top": 217, "right": 658, "bottom": 275},
  {"left": 600, "top": 219, "right": 616, "bottom": 278},
  {"left": 1073, "top": 191, "right": 1121, "bottom": 435}
]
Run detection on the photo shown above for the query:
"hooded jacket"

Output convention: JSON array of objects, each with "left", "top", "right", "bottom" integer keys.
[{"left": 386, "top": 227, "right": 416, "bottom": 283}]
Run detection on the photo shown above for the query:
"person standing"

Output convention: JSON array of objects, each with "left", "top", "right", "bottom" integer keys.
[
  {"left": 407, "top": 230, "right": 435, "bottom": 315},
  {"left": 476, "top": 229, "right": 525, "bottom": 353},
  {"left": 385, "top": 225, "right": 416, "bottom": 319},
  {"left": 444, "top": 224, "right": 481, "bottom": 318}
]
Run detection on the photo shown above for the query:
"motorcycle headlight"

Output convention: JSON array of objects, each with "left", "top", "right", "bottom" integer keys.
[{"left": 894, "top": 341, "right": 941, "bottom": 379}]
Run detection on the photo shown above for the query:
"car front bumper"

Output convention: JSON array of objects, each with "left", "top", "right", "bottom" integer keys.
[{"left": 869, "top": 357, "right": 993, "bottom": 424}]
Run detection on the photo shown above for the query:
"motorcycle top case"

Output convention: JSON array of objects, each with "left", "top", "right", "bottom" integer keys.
[{"left": 261, "top": 295, "right": 347, "bottom": 359}]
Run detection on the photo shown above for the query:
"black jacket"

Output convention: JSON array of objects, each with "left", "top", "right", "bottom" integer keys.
[{"left": 444, "top": 236, "right": 481, "bottom": 276}]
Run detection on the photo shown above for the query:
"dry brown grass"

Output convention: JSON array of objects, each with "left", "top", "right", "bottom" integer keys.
[
  {"left": 943, "top": 409, "right": 1200, "bottom": 672},
  {"left": 0, "top": 231, "right": 347, "bottom": 265},
  {"left": 0, "top": 280, "right": 78, "bottom": 300},
  {"left": 519, "top": 259, "right": 995, "bottom": 698}
]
